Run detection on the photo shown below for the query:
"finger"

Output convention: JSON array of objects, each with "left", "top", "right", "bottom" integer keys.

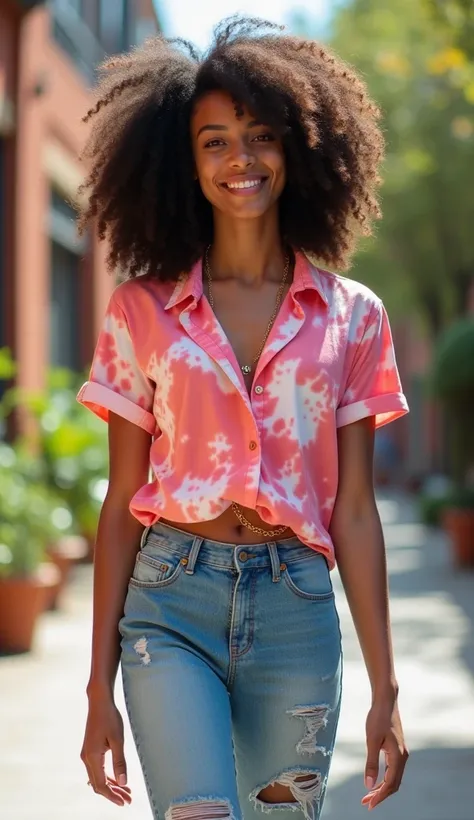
[
  {"left": 363, "top": 753, "right": 401, "bottom": 810},
  {"left": 106, "top": 776, "right": 132, "bottom": 802},
  {"left": 361, "top": 782, "right": 384, "bottom": 807},
  {"left": 106, "top": 782, "right": 132, "bottom": 803},
  {"left": 110, "top": 737, "right": 128, "bottom": 787},
  {"left": 364, "top": 779, "right": 395, "bottom": 810},
  {"left": 86, "top": 754, "right": 128, "bottom": 806},
  {"left": 107, "top": 776, "right": 132, "bottom": 794},
  {"left": 364, "top": 734, "right": 382, "bottom": 790}
]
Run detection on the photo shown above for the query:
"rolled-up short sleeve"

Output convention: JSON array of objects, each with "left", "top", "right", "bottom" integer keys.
[
  {"left": 336, "top": 300, "right": 409, "bottom": 429},
  {"left": 76, "top": 293, "right": 156, "bottom": 434}
]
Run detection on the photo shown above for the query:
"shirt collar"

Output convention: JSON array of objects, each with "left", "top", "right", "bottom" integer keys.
[{"left": 164, "top": 249, "right": 329, "bottom": 311}]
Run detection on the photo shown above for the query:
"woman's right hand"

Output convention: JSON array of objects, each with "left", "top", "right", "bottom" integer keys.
[{"left": 80, "top": 695, "right": 132, "bottom": 806}]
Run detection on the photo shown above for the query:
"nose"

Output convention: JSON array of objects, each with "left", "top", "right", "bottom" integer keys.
[{"left": 229, "top": 141, "right": 256, "bottom": 169}]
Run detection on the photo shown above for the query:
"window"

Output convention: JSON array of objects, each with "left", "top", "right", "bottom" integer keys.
[
  {"left": 50, "top": 242, "right": 81, "bottom": 371},
  {"left": 55, "top": 0, "right": 83, "bottom": 15},
  {"left": 98, "top": 0, "right": 126, "bottom": 53},
  {"left": 48, "top": 191, "right": 82, "bottom": 371},
  {"left": 51, "top": 0, "right": 104, "bottom": 84},
  {"left": 134, "top": 17, "right": 157, "bottom": 46},
  {"left": 48, "top": 189, "right": 85, "bottom": 254}
]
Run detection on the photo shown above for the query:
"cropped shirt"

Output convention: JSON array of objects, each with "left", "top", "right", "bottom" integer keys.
[{"left": 77, "top": 251, "right": 408, "bottom": 568}]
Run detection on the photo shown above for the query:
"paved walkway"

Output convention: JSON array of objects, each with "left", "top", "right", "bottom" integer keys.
[{"left": 1, "top": 492, "right": 473, "bottom": 820}]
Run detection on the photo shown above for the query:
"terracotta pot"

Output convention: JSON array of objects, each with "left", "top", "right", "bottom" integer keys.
[
  {"left": 47, "top": 535, "right": 89, "bottom": 585},
  {"left": 36, "top": 562, "right": 62, "bottom": 613},
  {"left": 0, "top": 563, "right": 63, "bottom": 652},
  {"left": 76, "top": 534, "right": 95, "bottom": 564},
  {"left": 443, "top": 507, "right": 474, "bottom": 568},
  {"left": 0, "top": 576, "right": 44, "bottom": 653}
]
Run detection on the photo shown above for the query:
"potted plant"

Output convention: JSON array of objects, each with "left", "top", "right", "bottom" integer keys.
[
  {"left": 0, "top": 442, "right": 71, "bottom": 652},
  {"left": 3, "top": 363, "right": 108, "bottom": 560},
  {"left": 21, "top": 368, "right": 109, "bottom": 560},
  {"left": 430, "top": 319, "right": 474, "bottom": 568}
]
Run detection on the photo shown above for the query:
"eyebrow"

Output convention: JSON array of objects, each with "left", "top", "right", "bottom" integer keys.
[{"left": 197, "top": 120, "right": 263, "bottom": 138}]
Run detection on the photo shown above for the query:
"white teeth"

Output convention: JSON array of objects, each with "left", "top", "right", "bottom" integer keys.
[{"left": 226, "top": 179, "right": 263, "bottom": 190}]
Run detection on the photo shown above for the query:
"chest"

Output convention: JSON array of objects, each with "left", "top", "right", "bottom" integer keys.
[{"left": 202, "top": 278, "right": 291, "bottom": 389}]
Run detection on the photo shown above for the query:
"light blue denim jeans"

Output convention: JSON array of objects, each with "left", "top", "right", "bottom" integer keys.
[{"left": 119, "top": 521, "right": 343, "bottom": 820}]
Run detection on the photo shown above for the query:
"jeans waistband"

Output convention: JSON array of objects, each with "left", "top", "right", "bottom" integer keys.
[{"left": 140, "top": 520, "right": 320, "bottom": 580}]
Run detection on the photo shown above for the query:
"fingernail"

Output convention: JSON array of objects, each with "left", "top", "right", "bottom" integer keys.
[
  {"left": 118, "top": 775, "right": 127, "bottom": 786},
  {"left": 365, "top": 776, "right": 375, "bottom": 790}
]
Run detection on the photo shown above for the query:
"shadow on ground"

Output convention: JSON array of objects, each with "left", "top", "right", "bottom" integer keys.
[
  {"left": 323, "top": 745, "right": 474, "bottom": 820},
  {"left": 376, "top": 492, "right": 474, "bottom": 683}
]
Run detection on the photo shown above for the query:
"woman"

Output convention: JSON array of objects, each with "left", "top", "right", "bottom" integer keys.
[{"left": 77, "top": 17, "right": 409, "bottom": 820}]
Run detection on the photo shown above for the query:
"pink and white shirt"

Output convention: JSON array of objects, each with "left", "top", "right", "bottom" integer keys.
[{"left": 77, "top": 251, "right": 408, "bottom": 568}]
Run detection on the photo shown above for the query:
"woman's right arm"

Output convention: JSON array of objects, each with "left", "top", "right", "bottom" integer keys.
[{"left": 80, "top": 411, "right": 152, "bottom": 805}]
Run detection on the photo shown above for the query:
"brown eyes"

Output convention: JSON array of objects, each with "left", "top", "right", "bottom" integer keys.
[{"left": 203, "top": 133, "right": 275, "bottom": 149}]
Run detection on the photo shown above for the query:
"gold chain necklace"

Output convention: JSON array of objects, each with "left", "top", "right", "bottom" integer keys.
[
  {"left": 203, "top": 245, "right": 291, "bottom": 539},
  {"left": 204, "top": 245, "right": 290, "bottom": 375}
]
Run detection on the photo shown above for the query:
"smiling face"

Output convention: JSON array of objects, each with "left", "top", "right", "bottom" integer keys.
[{"left": 191, "top": 90, "right": 286, "bottom": 220}]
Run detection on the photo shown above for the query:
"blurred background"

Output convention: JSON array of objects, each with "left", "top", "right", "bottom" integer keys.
[{"left": 0, "top": 1, "right": 473, "bottom": 818}]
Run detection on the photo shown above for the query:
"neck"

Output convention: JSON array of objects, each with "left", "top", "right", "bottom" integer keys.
[{"left": 209, "top": 206, "right": 287, "bottom": 285}]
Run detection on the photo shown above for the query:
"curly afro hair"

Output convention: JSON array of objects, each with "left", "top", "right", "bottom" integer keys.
[{"left": 78, "top": 16, "right": 384, "bottom": 281}]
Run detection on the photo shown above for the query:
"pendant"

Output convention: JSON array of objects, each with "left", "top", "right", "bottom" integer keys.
[{"left": 241, "top": 364, "right": 252, "bottom": 375}]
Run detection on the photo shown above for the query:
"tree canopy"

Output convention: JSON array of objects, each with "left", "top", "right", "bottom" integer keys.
[{"left": 292, "top": 0, "right": 474, "bottom": 337}]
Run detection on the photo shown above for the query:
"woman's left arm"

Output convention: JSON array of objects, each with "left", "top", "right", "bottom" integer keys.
[{"left": 329, "top": 415, "right": 409, "bottom": 811}]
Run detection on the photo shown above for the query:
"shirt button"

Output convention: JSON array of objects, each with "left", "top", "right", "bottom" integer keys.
[
  {"left": 249, "top": 440, "right": 257, "bottom": 451},
  {"left": 254, "top": 385, "right": 263, "bottom": 395},
  {"left": 239, "top": 551, "right": 248, "bottom": 562}
]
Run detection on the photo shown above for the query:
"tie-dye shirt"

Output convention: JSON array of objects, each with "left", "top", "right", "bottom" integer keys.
[{"left": 77, "top": 251, "right": 408, "bottom": 568}]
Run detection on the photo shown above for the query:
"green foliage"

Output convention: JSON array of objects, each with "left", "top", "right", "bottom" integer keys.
[
  {"left": 430, "top": 319, "right": 474, "bottom": 400},
  {"left": 427, "top": 0, "right": 474, "bottom": 65},
  {"left": 19, "top": 368, "right": 109, "bottom": 540},
  {"left": 445, "top": 486, "right": 474, "bottom": 509},
  {"left": 430, "top": 319, "right": 474, "bottom": 485},
  {"left": 0, "top": 442, "right": 73, "bottom": 579},
  {"left": 418, "top": 493, "right": 450, "bottom": 527},
  {"left": 419, "top": 485, "right": 474, "bottom": 525},
  {"left": 0, "top": 347, "right": 16, "bottom": 381},
  {"left": 0, "top": 356, "right": 108, "bottom": 544},
  {"left": 324, "top": 0, "right": 474, "bottom": 335}
]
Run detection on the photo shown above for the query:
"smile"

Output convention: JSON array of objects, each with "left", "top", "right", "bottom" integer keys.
[{"left": 220, "top": 176, "right": 268, "bottom": 195}]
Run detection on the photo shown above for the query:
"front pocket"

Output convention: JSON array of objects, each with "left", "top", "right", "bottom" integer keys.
[
  {"left": 282, "top": 553, "right": 334, "bottom": 601},
  {"left": 129, "top": 551, "right": 184, "bottom": 588}
]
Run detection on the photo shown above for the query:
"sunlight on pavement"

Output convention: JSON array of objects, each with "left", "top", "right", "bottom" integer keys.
[
  {"left": 1, "top": 493, "right": 473, "bottom": 820},
  {"left": 325, "top": 496, "right": 474, "bottom": 820}
]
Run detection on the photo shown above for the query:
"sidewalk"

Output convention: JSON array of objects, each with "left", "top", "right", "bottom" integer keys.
[{"left": 1, "top": 492, "right": 473, "bottom": 820}]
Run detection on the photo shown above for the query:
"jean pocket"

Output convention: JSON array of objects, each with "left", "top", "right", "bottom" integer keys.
[
  {"left": 282, "top": 552, "right": 334, "bottom": 601},
  {"left": 129, "top": 548, "right": 184, "bottom": 588}
]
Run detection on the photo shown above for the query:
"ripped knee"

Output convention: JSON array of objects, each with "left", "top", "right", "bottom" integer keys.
[
  {"left": 250, "top": 771, "right": 323, "bottom": 820},
  {"left": 257, "top": 774, "right": 316, "bottom": 804},
  {"left": 165, "top": 798, "right": 234, "bottom": 820}
]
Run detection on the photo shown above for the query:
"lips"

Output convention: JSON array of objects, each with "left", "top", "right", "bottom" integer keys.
[{"left": 219, "top": 175, "right": 268, "bottom": 194}]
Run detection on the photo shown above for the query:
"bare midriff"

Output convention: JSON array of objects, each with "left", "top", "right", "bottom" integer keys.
[{"left": 159, "top": 505, "right": 296, "bottom": 544}]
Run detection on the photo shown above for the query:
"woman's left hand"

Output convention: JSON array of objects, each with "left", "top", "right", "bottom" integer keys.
[{"left": 361, "top": 698, "right": 409, "bottom": 811}]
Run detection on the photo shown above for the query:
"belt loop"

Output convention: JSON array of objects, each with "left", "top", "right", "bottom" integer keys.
[
  {"left": 139, "top": 525, "right": 151, "bottom": 550},
  {"left": 268, "top": 542, "right": 281, "bottom": 583},
  {"left": 185, "top": 536, "right": 203, "bottom": 575}
]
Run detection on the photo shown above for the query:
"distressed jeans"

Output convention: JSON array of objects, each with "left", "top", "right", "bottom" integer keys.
[{"left": 119, "top": 521, "right": 343, "bottom": 820}]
